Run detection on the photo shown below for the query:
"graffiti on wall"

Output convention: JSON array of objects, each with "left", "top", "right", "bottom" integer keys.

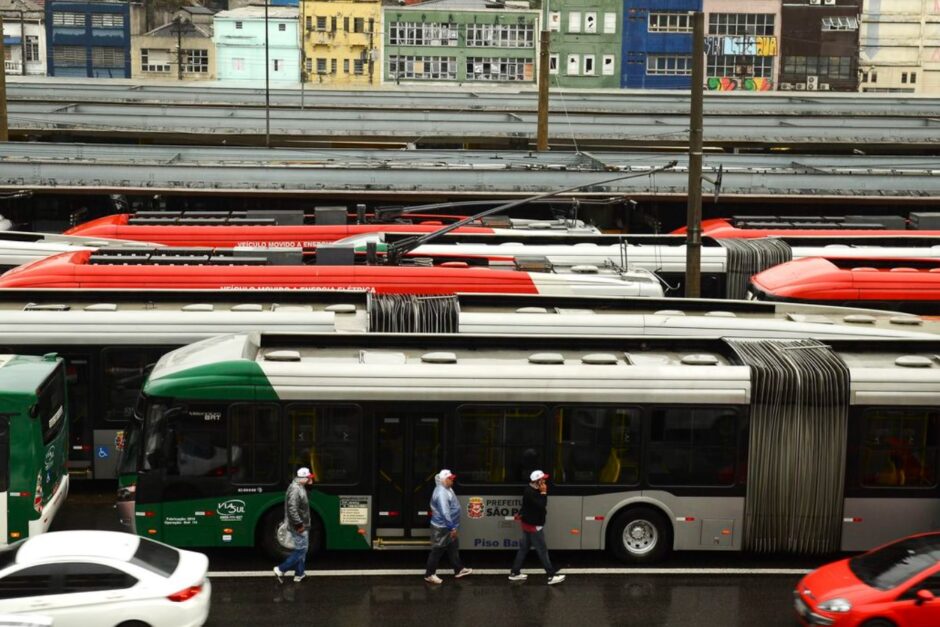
[
  {"left": 705, "top": 36, "right": 778, "bottom": 57},
  {"left": 706, "top": 77, "right": 773, "bottom": 91}
]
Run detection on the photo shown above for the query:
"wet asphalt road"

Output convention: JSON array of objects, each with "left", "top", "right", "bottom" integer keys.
[{"left": 56, "top": 487, "right": 809, "bottom": 626}]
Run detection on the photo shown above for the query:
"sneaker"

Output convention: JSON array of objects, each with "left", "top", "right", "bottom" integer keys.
[
  {"left": 424, "top": 574, "right": 443, "bottom": 585},
  {"left": 508, "top": 573, "right": 528, "bottom": 582},
  {"left": 455, "top": 568, "right": 473, "bottom": 579},
  {"left": 547, "top": 574, "right": 566, "bottom": 586},
  {"left": 293, "top": 574, "right": 306, "bottom": 583},
  {"left": 273, "top": 566, "right": 284, "bottom": 583}
]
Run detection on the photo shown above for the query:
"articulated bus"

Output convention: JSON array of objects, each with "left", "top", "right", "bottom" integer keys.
[
  {"left": 0, "top": 286, "right": 937, "bottom": 480},
  {"left": 127, "top": 332, "right": 940, "bottom": 562},
  {"left": 0, "top": 353, "right": 69, "bottom": 544}
]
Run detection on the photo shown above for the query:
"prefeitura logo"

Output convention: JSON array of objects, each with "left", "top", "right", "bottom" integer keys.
[{"left": 467, "top": 497, "right": 484, "bottom": 519}]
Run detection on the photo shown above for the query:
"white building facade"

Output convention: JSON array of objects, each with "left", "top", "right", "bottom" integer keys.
[
  {"left": 213, "top": 5, "right": 300, "bottom": 86},
  {"left": 860, "top": 0, "right": 940, "bottom": 93},
  {"left": 2, "top": 0, "right": 46, "bottom": 76}
]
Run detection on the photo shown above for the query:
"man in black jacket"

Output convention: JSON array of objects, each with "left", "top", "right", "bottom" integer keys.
[{"left": 508, "top": 470, "right": 565, "bottom": 585}]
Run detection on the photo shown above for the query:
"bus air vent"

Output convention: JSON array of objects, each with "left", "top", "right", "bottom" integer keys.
[
  {"left": 889, "top": 316, "right": 923, "bottom": 326},
  {"left": 231, "top": 304, "right": 263, "bottom": 312},
  {"left": 24, "top": 303, "right": 69, "bottom": 311},
  {"left": 516, "top": 307, "right": 550, "bottom": 314},
  {"left": 895, "top": 356, "right": 933, "bottom": 368},
  {"left": 182, "top": 304, "right": 214, "bottom": 312},
  {"left": 325, "top": 304, "right": 357, "bottom": 314},
  {"left": 84, "top": 303, "right": 117, "bottom": 311},
  {"left": 681, "top": 354, "right": 719, "bottom": 366},
  {"left": 843, "top": 314, "right": 876, "bottom": 324},
  {"left": 705, "top": 311, "right": 736, "bottom": 317},
  {"left": 528, "top": 353, "right": 564, "bottom": 364},
  {"left": 582, "top": 353, "right": 618, "bottom": 365},
  {"left": 421, "top": 352, "right": 458, "bottom": 364},
  {"left": 654, "top": 310, "right": 685, "bottom": 316},
  {"left": 264, "top": 350, "right": 302, "bottom": 362},
  {"left": 571, "top": 265, "right": 599, "bottom": 274}
]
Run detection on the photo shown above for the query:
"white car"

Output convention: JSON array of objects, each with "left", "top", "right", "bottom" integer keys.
[{"left": 0, "top": 531, "right": 210, "bottom": 627}]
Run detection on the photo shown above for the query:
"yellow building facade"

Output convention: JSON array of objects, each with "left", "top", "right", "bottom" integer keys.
[{"left": 300, "top": 0, "right": 382, "bottom": 86}]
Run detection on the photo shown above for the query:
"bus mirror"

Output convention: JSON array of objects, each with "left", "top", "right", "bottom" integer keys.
[{"left": 42, "top": 353, "right": 58, "bottom": 362}]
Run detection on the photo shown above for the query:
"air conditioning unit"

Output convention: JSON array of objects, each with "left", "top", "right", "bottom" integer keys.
[
  {"left": 809, "top": 0, "right": 821, "bottom": 4},
  {"left": 819, "top": 83, "right": 830, "bottom": 90},
  {"left": 823, "top": 0, "right": 835, "bottom": 4},
  {"left": 780, "top": 82, "right": 793, "bottom": 90},
  {"left": 806, "top": 75, "right": 819, "bottom": 90},
  {"left": 796, "top": 82, "right": 807, "bottom": 90}
]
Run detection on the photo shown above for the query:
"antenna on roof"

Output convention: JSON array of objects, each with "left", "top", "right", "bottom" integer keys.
[{"left": 384, "top": 162, "right": 678, "bottom": 265}]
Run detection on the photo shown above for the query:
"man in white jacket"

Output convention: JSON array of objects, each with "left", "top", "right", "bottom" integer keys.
[{"left": 424, "top": 469, "right": 473, "bottom": 585}]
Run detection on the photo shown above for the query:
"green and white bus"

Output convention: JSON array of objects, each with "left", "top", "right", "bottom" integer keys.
[
  {"left": 127, "top": 331, "right": 940, "bottom": 562},
  {"left": 0, "top": 353, "right": 69, "bottom": 544}
]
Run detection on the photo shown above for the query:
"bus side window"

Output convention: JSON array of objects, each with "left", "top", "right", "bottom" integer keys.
[
  {"left": 286, "top": 404, "right": 361, "bottom": 485},
  {"left": 454, "top": 405, "right": 546, "bottom": 484},
  {"left": 553, "top": 406, "right": 641, "bottom": 485},
  {"left": 647, "top": 407, "right": 738, "bottom": 487},
  {"left": 229, "top": 404, "right": 280, "bottom": 485},
  {"left": 101, "top": 348, "right": 165, "bottom": 423},
  {"left": 860, "top": 408, "right": 939, "bottom": 488}
]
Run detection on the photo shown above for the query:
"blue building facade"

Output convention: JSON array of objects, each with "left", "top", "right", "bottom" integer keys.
[
  {"left": 622, "top": 0, "right": 701, "bottom": 89},
  {"left": 46, "top": 1, "right": 132, "bottom": 78}
]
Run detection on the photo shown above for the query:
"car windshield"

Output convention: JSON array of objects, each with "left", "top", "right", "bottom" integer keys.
[
  {"left": 130, "top": 537, "right": 180, "bottom": 578},
  {"left": 849, "top": 535, "right": 940, "bottom": 590}
]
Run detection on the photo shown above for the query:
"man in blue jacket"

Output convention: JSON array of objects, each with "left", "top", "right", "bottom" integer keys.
[{"left": 424, "top": 469, "right": 473, "bottom": 585}]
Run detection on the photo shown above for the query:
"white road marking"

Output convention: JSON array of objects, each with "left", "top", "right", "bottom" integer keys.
[{"left": 208, "top": 567, "right": 811, "bottom": 578}]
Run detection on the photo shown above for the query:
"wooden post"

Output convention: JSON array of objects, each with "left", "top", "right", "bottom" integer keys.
[
  {"left": 536, "top": 28, "right": 549, "bottom": 151},
  {"left": 684, "top": 11, "right": 705, "bottom": 297}
]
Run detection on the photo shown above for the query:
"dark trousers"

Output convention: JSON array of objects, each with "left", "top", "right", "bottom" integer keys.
[
  {"left": 511, "top": 527, "right": 556, "bottom": 576},
  {"left": 425, "top": 525, "right": 464, "bottom": 576}
]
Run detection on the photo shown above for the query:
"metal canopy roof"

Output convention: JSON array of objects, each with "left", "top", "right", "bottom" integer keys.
[{"left": 0, "top": 143, "right": 937, "bottom": 201}]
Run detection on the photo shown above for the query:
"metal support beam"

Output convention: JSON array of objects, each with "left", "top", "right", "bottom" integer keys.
[{"left": 684, "top": 11, "right": 704, "bottom": 298}]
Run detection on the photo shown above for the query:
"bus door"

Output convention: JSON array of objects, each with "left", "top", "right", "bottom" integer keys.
[{"left": 375, "top": 409, "right": 443, "bottom": 541}]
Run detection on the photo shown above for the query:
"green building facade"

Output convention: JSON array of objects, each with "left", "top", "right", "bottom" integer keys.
[
  {"left": 545, "top": 0, "right": 622, "bottom": 88},
  {"left": 383, "top": 0, "right": 540, "bottom": 84}
]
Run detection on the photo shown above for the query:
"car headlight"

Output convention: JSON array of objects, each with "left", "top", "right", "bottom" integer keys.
[{"left": 818, "top": 598, "right": 852, "bottom": 613}]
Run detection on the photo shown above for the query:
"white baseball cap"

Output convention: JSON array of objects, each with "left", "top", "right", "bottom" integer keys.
[
  {"left": 297, "top": 467, "right": 313, "bottom": 479},
  {"left": 530, "top": 470, "right": 549, "bottom": 482},
  {"left": 438, "top": 469, "right": 457, "bottom": 481}
]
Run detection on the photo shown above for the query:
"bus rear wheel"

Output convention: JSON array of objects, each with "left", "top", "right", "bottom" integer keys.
[
  {"left": 608, "top": 506, "right": 672, "bottom": 563},
  {"left": 258, "top": 507, "right": 324, "bottom": 562}
]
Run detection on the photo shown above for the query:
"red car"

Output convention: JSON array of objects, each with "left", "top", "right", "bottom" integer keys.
[{"left": 794, "top": 532, "right": 940, "bottom": 627}]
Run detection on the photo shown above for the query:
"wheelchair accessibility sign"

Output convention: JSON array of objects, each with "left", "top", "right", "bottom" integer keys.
[{"left": 96, "top": 446, "right": 109, "bottom": 459}]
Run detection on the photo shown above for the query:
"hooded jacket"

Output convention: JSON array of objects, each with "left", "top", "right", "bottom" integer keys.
[
  {"left": 284, "top": 478, "right": 312, "bottom": 530},
  {"left": 429, "top": 474, "right": 461, "bottom": 531}
]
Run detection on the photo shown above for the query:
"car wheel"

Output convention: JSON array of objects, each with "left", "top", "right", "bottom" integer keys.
[
  {"left": 861, "top": 620, "right": 895, "bottom": 627},
  {"left": 258, "top": 507, "right": 324, "bottom": 562},
  {"left": 608, "top": 506, "right": 672, "bottom": 563}
]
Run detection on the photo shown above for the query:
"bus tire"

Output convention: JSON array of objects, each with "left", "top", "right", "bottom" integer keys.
[
  {"left": 258, "top": 507, "right": 324, "bottom": 562},
  {"left": 116, "top": 621, "right": 151, "bottom": 627},
  {"left": 861, "top": 620, "right": 895, "bottom": 627},
  {"left": 607, "top": 506, "right": 672, "bottom": 563}
]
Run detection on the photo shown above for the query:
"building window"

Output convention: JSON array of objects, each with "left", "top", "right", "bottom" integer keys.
[
  {"left": 548, "top": 53, "right": 558, "bottom": 75},
  {"left": 316, "top": 58, "right": 327, "bottom": 74},
  {"left": 708, "top": 55, "right": 775, "bottom": 78},
  {"left": 232, "top": 57, "right": 245, "bottom": 72},
  {"left": 25, "top": 36, "right": 39, "bottom": 62},
  {"left": 708, "top": 13, "right": 774, "bottom": 36},
  {"left": 648, "top": 12, "right": 691, "bottom": 33},
  {"left": 584, "top": 12, "right": 597, "bottom": 34},
  {"left": 911, "top": 72, "right": 917, "bottom": 84},
  {"left": 51, "top": 12, "right": 86, "bottom": 27},
  {"left": 140, "top": 48, "right": 171, "bottom": 73},
  {"left": 902, "top": 72, "right": 908, "bottom": 84},
  {"left": 331, "top": 17, "right": 337, "bottom": 32},
  {"left": 91, "top": 47, "right": 123, "bottom": 67},
  {"left": 90, "top": 13, "right": 124, "bottom": 28},
  {"left": 53, "top": 46, "right": 85, "bottom": 67},
  {"left": 316, "top": 16, "right": 327, "bottom": 31},
  {"left": 647, "top": 55, "right": 692, "bottom": 76},
  {"left": 603, "top": 12, "right": 617, "bottom": 34},
  {"left": 235, "top": 21, "right": 243, "bottom": 30},
  {"left": 388, "top": 22, "right": 459, "bottom": 46},
  {"left": 583, "top": 55, "right": 595, "bottom": 75},
  {"left": 821, "top": 16, "right": 859, "bottom": 31},
  {"left": 466, "top": 24, "right": 535, "bottom": 48},
  {"left": 273, "top": 59, "right": 282, "bottom": 72},
  {"left": 782, "top": 55, "right": 853, "bottom": 80},
  {"left": 182, "top": 49, "right": 208, "bottom": 73},
  {"left": 278, "top": 23, "right": 286, "bottom": 32},
  {"left": 388, "top": 55, "right": 457, "bottom": 80},
  {"left": 353, "top": 17, "right": 365, "bottom": 33},
  {"left": 306, "top": 16, "right": 313, "bottom": 30},
  {"left": 343, "top": 59, "right": 350, "bottom": 73},
  {"left": 566, "top": 54, "right": 579, "bottom": 75},
  {"left": 548, "top": 12, "right": 560, "bottom": 32},
  {"left": 568, "top": 12, "right": 581, "bottom": 33},
  {"left": 466, "top": 57, "right": 530, "bottom": 81},
  {"left": 602, "top": 54, "right": 615, "bottom": 76},
  {"left": 353, "top": 59, "right": 364, "bottom": 75},
  {"left": 330, "top": 58, "right": 336, "bottom": 74}
]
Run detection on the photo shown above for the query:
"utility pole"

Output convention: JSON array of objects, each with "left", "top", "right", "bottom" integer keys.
[
  {"left": 18, "top": 10, "right": 26, "bottom": 76},
  {"left": 176, "top": 16, "right": 183, "bottom": 81},
  {"left": 536, "top": 27, "right": 549, "bottom": 151},
  {"left": 264, "top": 1, "right": 271, "bottom": 148},
  {"left": 684, "top": 11, "right": 704, "bottom": 298},
  {"left": 0, "top": 14, "right": 7, "bottom": 142}
]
